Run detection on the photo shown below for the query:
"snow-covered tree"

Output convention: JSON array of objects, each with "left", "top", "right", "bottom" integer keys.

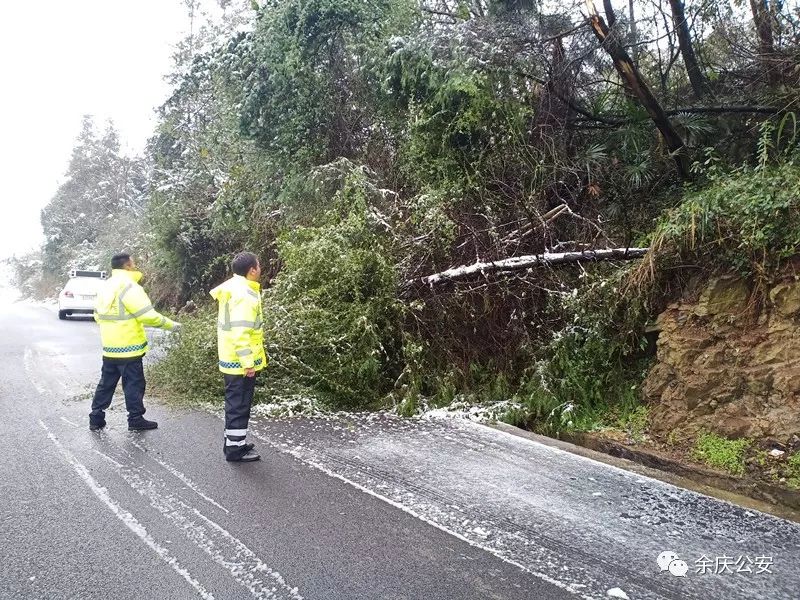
[{"left": 40, "top": 116, "right": 145, "bottom": 275}]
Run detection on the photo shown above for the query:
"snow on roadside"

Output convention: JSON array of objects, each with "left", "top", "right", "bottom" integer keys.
[
  {"left": 248, "top": 394, "right": 521, "bottom": 424},
  {"left": 252, "top": 395, "right": 329, "bottom": 419},
  {"left": 246, "top": 391, "right": 523, "bottom": 424},
  {"left": 0, "top": 262, "right": 20, "bottom": 306},
  {"left": 417, "top": 397, "right": 525, "bottom": 424},
  {"left": 196, "top": 395, "right": 333, "bottom": 420}
]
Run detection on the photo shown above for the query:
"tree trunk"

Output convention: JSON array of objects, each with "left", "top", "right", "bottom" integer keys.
[
  {"left": 668, "top": 0, "right": 711, "bottom": 98},
  {"left": 406, "top": 247, "right": 649, "bottom": 288},
  {"left": 536, "top": 37, "right": 573, "bottom": 152},
  {"left": 628, "top": 0, "right": 639, "bottom": 62},
  {"left": 603, "top": 0, "right": 616, "bottom": 26},
  {"left": 587, "top": 7, "right": 689, "bottom": 178},
  {"left": 749, "top": 0, "right": 778, "bottom": 84}
]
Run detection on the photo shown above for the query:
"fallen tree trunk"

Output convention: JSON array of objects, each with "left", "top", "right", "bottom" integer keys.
[{"left": 407, "top": 247, "right": 649, "bottom": 288}]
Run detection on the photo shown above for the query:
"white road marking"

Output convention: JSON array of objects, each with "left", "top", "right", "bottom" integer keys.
[
  {"left": 24, "top": 347, "right": 49, "bottom": 395},
  {"left": 94, "top": 449, "right": 125, "bottom": 468},
  {"left": 129, "top": 439, "right": 230, "bottom": 514},
  {"left": 24, "top": 343, "right": 86, "bottom": 397},
  {"left": 60, "top": 417, "right": 80, "bottom": 428},
  {"left": 96, "top": 444, "right": 302, "bottom": 599},
  {"left": 38, "top": 419, "right": 215, "bottom": 600}
]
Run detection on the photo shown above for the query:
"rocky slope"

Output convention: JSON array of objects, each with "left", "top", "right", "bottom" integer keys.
[{"left": 644, "top": 276, "right": 800, "bottom": 444}]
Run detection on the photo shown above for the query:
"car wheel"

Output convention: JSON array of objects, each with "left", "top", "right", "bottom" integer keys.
[{"left": 58, "top": 310, "right": 68, "bottom": 320}]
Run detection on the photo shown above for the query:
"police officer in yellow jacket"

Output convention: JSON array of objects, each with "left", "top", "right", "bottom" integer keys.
[
  {"left": 89, "top": 253, "right": 180, "bottom": 431},
  {"left": 210, "top": 252, "right": 266, "bottom": 462}
]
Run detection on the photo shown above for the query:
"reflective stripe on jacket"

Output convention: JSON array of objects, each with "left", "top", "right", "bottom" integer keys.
[
  {"left": 94, "top": 269, "right": 176, "bottom": 359},
  {"left": 209, "top": 275, "right": 266, "bottom": 375}
]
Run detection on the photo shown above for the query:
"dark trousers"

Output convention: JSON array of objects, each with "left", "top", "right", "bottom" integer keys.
[
  {"left": 90, "top": 357, "right": 146, "bottom": 425},
  {"left": 223, "top": 373, "right": 257, "bottom": 458}
]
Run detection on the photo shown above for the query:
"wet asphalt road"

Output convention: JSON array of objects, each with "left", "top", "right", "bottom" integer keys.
[{"left": 1, "top": 295, "right": 800, "bottom": 600}]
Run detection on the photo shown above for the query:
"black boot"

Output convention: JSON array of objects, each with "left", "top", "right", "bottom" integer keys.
[
  {"left": 128, "top": 418, "right": 158, "bottom": 431},
  {"left": 223, "top": 440, "right": 256, "bottom": 459},
  {"left": 89, "top": 420, "right": 106, "bottom": 431},
  {"left": 226, "top": 449, "right": 260, "bottom": 462}
]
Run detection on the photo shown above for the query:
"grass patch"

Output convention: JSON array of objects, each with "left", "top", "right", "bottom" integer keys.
[
  {"left": 691, "top": 431, "right": 751, "bottom": 476},
  {"left": 616, "top": 404, "right": 649, "bottom": 442},
  {"left": 787, "top": 452, "right": 800, "bottom": 490}
]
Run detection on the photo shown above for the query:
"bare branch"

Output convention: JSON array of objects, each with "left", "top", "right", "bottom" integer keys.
[{"left": 421, "top": 6, "right": 461, "bottom": 21}]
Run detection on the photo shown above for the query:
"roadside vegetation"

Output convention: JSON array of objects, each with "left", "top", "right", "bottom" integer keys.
[{"left": 11, "top": 1, "right": 799, "bottom": 454}]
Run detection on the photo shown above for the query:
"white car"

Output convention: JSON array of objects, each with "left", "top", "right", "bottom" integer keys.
[{"left": 58, "top": 270, "right": 107, "bottom": 320}]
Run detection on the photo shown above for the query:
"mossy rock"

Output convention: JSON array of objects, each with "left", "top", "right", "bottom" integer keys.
[
  {"left": 694, "top": 277, "right": 749, "bottom": 318},
  {"left": 769, "top": 281, "right": 800, "bottom": 318}
]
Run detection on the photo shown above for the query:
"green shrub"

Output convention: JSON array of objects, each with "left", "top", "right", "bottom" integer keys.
[
  {"left": 502, "top": 375, "right": 565, "bottom": 433},
  {"left": 263, "top": 182, "right": 404, "bottom": 408},
  {"left": 149, "top": 166, "right": 405, "bottom": 410},
  {"left": 691, "top": 431, "right": 751, "bottom": 476},
  {"left": 147, "top": 307, "right": 223, "bottom": 404},
  {"left": 507, "top": 324, "right": 651, "bottom": 435},
  {"left": 5, "top": 253, "right": 61, "bottom": 300}
]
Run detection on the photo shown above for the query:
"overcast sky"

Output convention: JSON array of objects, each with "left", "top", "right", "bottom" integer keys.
[{"left": 0, "top": 1, "right": 198, "bottom": 259}]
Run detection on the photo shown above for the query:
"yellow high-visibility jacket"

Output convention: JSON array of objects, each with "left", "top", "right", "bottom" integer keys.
[
  {"left": 209, "top": 275, "right": 266, "bottom": 375},
  {"left": 94, "top": 269, "right": 177, "bottom": 359}
]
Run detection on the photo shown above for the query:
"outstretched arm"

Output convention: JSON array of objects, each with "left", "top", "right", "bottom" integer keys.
[{"left": 121, "top": 285, "right": 178, "bottom": 330}]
